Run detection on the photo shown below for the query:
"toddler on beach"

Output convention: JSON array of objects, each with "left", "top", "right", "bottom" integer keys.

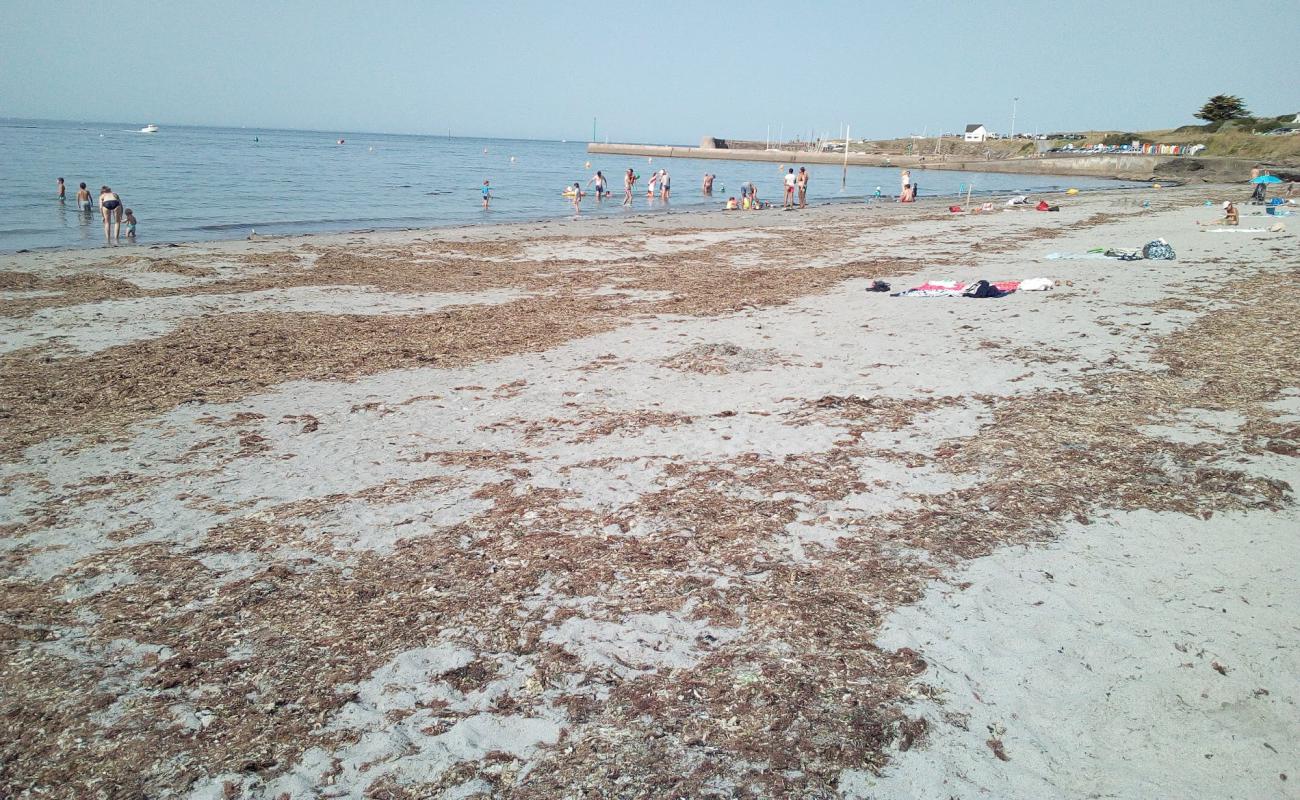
[{"left": 124, "top": 209, "right": 137, "bottom": 238}]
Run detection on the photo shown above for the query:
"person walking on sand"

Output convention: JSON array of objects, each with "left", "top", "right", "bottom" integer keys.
[
  {"left": 783, "top": 168, "right": 796, "bottom": 208},
  {"left": 660, "top": 169, "right": 671, "bottom": 201},
  {"left": 796, "top": 167, "right": 809, "bottom": 209},
  {"left": 56, "top": 177, "right": 65, "bottom": 200},
  {"left": 481, "top": 180, "right": 492, "bottom": 209},
  {"left": 99, "top": 186, "right": 124, "bottom": 243}
]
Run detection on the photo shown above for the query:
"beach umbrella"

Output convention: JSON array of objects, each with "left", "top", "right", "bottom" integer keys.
[{"left": 1250, "top": 175, "right": 1283, "bottom": 184}]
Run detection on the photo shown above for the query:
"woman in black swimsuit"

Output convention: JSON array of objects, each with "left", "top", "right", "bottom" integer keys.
[{"left": 100, "top": 186, "right": 124, "bottom": 243}]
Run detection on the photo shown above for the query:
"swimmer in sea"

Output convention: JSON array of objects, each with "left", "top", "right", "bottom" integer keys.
[
  {"left": 99, "top": 186, "right": 124, "bottom": 243},
  {"left": 76, "top": 182, "right": 92, "bottom": 211},
  {"left": 702, "top": 173, "right": 714, "bottom": 195},
  {"left": 56, "top": 177, "right": 65, "bottom": 200}
]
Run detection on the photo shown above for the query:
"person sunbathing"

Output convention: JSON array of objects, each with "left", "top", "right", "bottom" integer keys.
[{"left": 1223, "top": 201, "right": 1239, "bottom": 226}]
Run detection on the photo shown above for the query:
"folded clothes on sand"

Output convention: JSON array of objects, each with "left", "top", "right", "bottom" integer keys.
[{"left": 892, "top": 280, "right": 1020, "bottom": 297}]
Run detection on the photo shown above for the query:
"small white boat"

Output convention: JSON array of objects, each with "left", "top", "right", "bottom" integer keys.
[{"left": 140, "top": 124, "right": 159, "bottom": 134}]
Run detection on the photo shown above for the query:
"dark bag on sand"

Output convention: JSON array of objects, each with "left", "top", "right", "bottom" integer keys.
[
  {"left": 963, "top": 279, "right": 998, "bottom": 298},
  {"left": 866, "top": 280, "right": 891, "bottom": 292},
  {"left": 1141, "top": 240, "right": 1175, "bottom": 260}
]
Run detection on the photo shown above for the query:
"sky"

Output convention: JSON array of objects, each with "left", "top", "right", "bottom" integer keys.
[{"left": 2, "top": 1, "right": 1296, "bottom": 143}]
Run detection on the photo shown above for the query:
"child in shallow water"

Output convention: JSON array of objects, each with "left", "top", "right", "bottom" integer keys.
[{"left": 123, "top": 209, "right": 137, "bottom": 238}]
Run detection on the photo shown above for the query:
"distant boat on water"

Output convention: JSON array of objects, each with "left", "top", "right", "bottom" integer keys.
[{"left": 140, "top": 124, "right": 159, "bottom": 134}]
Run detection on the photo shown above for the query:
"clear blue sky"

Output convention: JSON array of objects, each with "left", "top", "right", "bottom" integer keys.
[{"left": 3, "top": 1, "right": 1295, "bottom": 142}]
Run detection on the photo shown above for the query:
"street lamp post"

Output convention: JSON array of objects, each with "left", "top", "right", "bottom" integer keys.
[{"left": 1011, "top": 97, "right": 1019, "bottom": 139}]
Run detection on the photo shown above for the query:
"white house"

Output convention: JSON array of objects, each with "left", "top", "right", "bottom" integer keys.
[{"left": 964, "top": 124, "right": 989, "bottom": 143}]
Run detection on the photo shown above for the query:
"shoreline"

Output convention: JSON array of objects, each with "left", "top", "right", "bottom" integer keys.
[
  {"left": 3, "top": 181, "right": 1154, "bottom": 258},
  {"left": 589, "top": 141, "right": 1268, "bottom": 181},
  {"left": 2, "top": 183, "right": 1296, "bottom": 797}
]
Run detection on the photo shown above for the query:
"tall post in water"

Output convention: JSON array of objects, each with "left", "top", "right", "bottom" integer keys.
[
  {"left": 592, "top": 117, "right": 597, "bottom": 143},
  {"left": 1011, "top": 97, "right": 1019, "bottom": 139},
  {"left": 841, "top": 125, "right": 850, "bottom": 190}
]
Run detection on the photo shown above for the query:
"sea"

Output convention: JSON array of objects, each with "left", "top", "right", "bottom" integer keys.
[{"left": 0, "top": 118, "right": 1136, "bottom": 253}]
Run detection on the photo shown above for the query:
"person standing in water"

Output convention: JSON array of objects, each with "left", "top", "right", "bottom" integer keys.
[
  {"left": 646, "top": 169, "right": 660, "bottom": 199},
  {"left": 481, "top": 180, "right": 492, "bottom": 209},
  {"left": 99, "top": 186, "right": 124, "bottom": 243},
  {"left": 623, "top": 169, "right": 636, "bottom": 205},
  {"left": 571, "top": 182, "right": 584, "bottom": 215},
  {"left": 56, "top": 177, "right": 66, "bottom": 200},
  {"left": 76, "top": 182, "right": 92, "bottom": 211},
  {"left": 796, "top": 167, "right": 809, "bottom": 209},
  {"left": 702, "top": 173, "right": 714, "bottom": 195},
  {"left": 660, "top": 169, "right": 671, "bottom": 201},
  {"left": 587, "top": 170, "right": 607, "bottom": 200}
]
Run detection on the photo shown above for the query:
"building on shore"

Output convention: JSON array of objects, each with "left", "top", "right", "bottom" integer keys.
[{"left": 964, "top": 124, "right": 989, "bottom": 143}]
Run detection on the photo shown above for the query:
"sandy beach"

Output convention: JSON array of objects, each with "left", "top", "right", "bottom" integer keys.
[{"left": 2, "top": 187, "right": 1297, "bottom": 798}]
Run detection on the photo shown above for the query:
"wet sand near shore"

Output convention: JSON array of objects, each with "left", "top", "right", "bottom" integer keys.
[{"left": 1, "top": 187, "right": 1296, "bottom": 798}]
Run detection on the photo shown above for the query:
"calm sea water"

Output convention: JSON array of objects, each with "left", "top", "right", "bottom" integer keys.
[{"left": 1, "top": 119, "right": 1133, "bottom": 252}]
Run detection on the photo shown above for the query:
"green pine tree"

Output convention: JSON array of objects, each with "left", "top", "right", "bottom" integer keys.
[{"left": 1194, "top": 95, "right": 1250, "bottom": 122}]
